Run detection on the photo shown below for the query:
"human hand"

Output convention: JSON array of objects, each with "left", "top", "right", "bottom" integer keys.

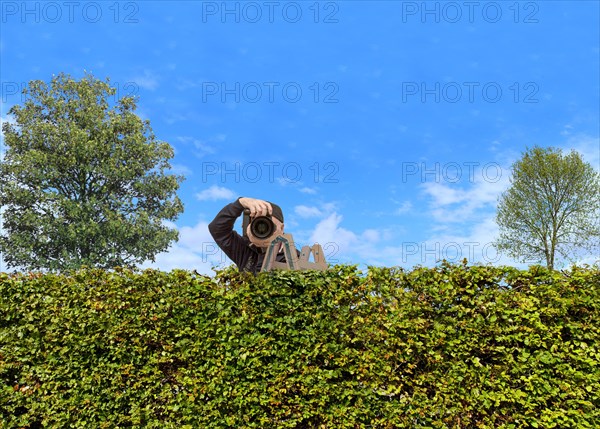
[{"left": 238, "top": 197, "right": 272, "bottom": 218}]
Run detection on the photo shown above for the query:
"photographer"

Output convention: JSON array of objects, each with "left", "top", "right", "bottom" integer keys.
[{"left": 208, "top": 197, "right": 291, "bottom": 273}]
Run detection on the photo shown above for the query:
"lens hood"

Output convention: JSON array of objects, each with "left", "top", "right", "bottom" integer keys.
[{"left": 249, "top": 216, "right": 275, "bottom": 239}]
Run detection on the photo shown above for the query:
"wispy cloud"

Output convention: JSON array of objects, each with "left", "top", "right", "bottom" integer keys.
[
  {"left": 394, "top": 200, "right": 413, "bottom": 215},
  {"left": 132, "top": 70, "right": 160, "bottom": 91},
  {"left": 421, "top": 168, "right": 510, "bottom": 224},
  {"left": 294, "top": 205, "right": 323, "bottom": 218},
  {"left": 170, "top": 163, "right": 193, "bottom": 177},
  {"left": 562, "top": 134, "right": 600, "bottom": 170},
  {"left": 299, "top": 187, "right": 318, "bottom": 194},
  {"left": 176, "top": 135, "right": 223, "bottom": 158},
  {"left": 196, "top": 185, "right": 236, "bottom": 201},
  {"left": 293, "top": 202, "right": 337, "bottom": 220}
]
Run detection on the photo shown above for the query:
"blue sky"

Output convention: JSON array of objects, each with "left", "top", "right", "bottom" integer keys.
[{"left": 1, "top": 1, "right": 599, "bottom": 273}]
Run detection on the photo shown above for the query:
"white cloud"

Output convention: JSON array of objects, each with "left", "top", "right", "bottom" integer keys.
[
  {"left": 400, "top": 159, "right": 527, "bottom": 267},
  {"left": 141, "top": 220, "right": 231, "bottom": 275},
  {"left": 132, "top": 70, "right": 159, "bottom": 91},
  {"left": 422, "top": 183, "right": 466, "bottom": 206},
  {"left": 276, "top": 177, "right": 293, "bottom": 186},
  {"left": 176, "top": 221, "right": 215, "bottom": 253},
  {"left": 420, "top": 215, "right": 520, "bottom": 267},
  {"left": 170, "top": 163, "right": 193, "bottom": 177},
  {"left": 143, "top": 243, "right": 220, "bottom": 275},
  {"left": 562, "top": 134, "right": 600, "bottom": 170},
  {"left": 293, "top": 202, "right": 337, "bottom": 221},
  {"left": 294, "top": 205, "right": 323, "bottom": 218},
  {"left": 309, "top": 213, "right": 358, "bottom": 254},
  {"left": 196, "top": 185, "right": 236, "bottom": 201},
  {"left": 362, "top": 229, "right": 380, "bottom": 243},
  {"left": 394, "top": 201, "right": 413, "bottom": 215},
  {"left": 306, "top": 212, "right": 390, "bottom": 266},
  {"left": 369, "top": 213, "right": 531, "bottom": 269},
  {"left": 164, "top": 113, "right": 189, "bottom": 125},
  {"left": 421, "top": 167, "right": 510, "bottom": 224},
  {"left": 175, "top": 135, "right": 221, "bottom": 158},
  {"left": 299, "top": 187, "right": 317, "bottom": 194}
]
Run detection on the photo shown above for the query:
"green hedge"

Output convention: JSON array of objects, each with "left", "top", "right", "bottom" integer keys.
[{"left": 1, "top": 263, "right": 599, "bottom": 428}]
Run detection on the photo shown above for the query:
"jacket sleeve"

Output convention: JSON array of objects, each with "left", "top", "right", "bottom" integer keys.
[{"left": 208, "top": 198, "right": 252, "bottom": 269}]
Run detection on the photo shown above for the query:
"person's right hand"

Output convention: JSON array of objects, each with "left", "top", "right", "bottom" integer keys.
[{"left": 239, "top": 197, "right": 272, "bottom": 218}]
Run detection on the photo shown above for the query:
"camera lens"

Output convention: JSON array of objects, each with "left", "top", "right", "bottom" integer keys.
[{"left": 250, "top": 216, "right": 275, "bottom": 239}]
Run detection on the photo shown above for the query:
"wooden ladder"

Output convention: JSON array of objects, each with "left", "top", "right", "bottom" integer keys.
[{"left": 261, "top": 234, "right": 328, "bottom": 272}]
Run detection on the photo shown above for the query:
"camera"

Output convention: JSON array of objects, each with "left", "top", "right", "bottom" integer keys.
[{"left": 242, "top": 209, "right": 276, "bottom": 240}]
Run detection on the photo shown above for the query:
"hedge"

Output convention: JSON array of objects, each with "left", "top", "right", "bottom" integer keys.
[{"left": 1, "top": 262, "right": 599, "bottom": 428}]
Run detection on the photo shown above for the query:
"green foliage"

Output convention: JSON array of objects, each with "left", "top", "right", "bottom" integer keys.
[
  {"left": 1, "top": 263, "right": 599, "bottom": 428},
  {"left": 495, "top": 146, "right": 600, "bottom": 270},
  {"left": 0, "top": 72, "right": 184, "bottom": 271}
]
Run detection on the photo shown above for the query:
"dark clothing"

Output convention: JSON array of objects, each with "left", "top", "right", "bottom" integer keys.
[{"left": 208, "top": 199, "right": 289, "bottom": 273}]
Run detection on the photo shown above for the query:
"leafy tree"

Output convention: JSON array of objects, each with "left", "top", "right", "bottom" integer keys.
[
  {"left": 0, "top": 73, "right": 184, "bottom": 271},
  {"left": 495, "top": 146, "right": 600, "bottom": 270}
]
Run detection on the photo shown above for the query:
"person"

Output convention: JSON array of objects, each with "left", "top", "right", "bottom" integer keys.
[{"left": 208, "top": 197, "right": 290, "bottom": 273}]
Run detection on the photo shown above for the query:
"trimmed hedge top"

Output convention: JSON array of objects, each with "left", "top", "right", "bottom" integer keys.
[{"left": 1, "top": 263, "right": 599, "bottom": 428}]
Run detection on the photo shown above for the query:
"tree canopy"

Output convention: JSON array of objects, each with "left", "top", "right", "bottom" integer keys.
[
  {"left": 495, "top": 146, "right": 599, "bottom": 270},
  {"left": 0, "top": 73, "right": 184, "bottom": 271}
]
